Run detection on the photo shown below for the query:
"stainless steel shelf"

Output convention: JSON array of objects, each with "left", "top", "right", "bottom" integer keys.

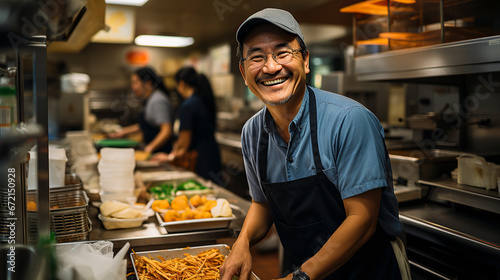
[
  {"left": 418, "top": 178, "right": 500, "bottom": 214},
  {"left": 355, "top": 35, "right": 500, "bottom": 81}
]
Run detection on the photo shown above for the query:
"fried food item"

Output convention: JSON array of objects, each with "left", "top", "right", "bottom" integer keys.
[
  {"left": 171, "top": 195, "right": 189, "bottom": 211},
  {"left": 27, "top": 201, "right": 37, "bottom": 211},
  {"left": 199, "top": 200, "right": 217, "bottom": 212},
  {"left": 132, "top": 248, "right": 225, "bottom": 280},
  {"left": 180, "top": 209, "right": 196, "bottom": 220},
  {"left": 152, "top": 199, "right": 170, "bottom": 212},
  {"left": 189, "top": 194, "right": 202, "bottom": 207},
  {"left": 163, "top": 209, "right": 180, "bottom": 222}
]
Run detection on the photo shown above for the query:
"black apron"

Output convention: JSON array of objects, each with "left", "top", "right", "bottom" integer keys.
[
  {"left": 259, "top": 86, "right": 401, "bottom": 280},
  {"left": 138, "top": 111, "right": 172, "bottom": 153}
]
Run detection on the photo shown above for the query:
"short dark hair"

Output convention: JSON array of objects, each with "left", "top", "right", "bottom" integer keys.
[
  {"left": 237, "top": 36, "right": 308, "bottom": 65},
  {"left": 134, "top": 66, "right": 169, "bottom": 97}
]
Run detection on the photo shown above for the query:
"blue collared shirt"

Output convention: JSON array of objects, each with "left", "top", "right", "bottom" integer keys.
[{"left": 241, "top": 86, "right": 403, "bottom": 237}]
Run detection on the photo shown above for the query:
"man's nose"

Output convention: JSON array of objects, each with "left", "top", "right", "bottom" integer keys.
[{"left": 262, "top": 54, "right": 282, "bottom": 73}]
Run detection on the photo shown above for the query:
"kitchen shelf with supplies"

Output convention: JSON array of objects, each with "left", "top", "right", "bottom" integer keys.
[
  {"left": 418, "top": 177, "right": 500, "bottom": 215},
  {"left": 340, "top": 0, "right": 500, "bottom": 81},
  {"left": 0, "top": 35, "right": 50, "bottom": 245}
]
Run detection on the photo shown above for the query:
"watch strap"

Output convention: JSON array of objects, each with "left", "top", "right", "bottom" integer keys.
[{"left": 292, "top": 266, "right": 310, "bottom": 280}]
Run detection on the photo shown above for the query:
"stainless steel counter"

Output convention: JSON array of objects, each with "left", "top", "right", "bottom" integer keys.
[
  {"left": 398, "top": 180, "right": 500, "bottom": 279},
  {"left": 87, "top": 164, "right": 251, "bottom": 253}
]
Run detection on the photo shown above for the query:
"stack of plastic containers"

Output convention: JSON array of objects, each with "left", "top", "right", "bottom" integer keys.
[{"left": 98, "top": 148, "right": 135, "bottom": 202}]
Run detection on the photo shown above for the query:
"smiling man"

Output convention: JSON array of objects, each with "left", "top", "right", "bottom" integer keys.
[{"left": 219, "top": 8, "right": 411, "bottom": 280}]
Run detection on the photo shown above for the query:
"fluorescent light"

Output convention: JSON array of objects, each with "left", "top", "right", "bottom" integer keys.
[
  {"left": 105, "top": 0, "right": 149, "bottom": 6},
  {"left": 135, "top": 35, "right": 194, "bottom": 48}
]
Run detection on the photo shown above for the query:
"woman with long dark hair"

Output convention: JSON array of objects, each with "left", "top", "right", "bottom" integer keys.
[
  {"left": 151, "top": 66, "right": 222, "bottom": 183},
  {"left": 110, "top": 66, "right": 173, "bottom": 154}
]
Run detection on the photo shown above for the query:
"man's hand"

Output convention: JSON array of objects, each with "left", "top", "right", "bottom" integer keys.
[
  {"left": 219, "top": 242, "right": 253, "bottom": 280},
  {"left": 149, "top": 152, "right": 175, "bottom": 162},
  {"left": 107, "top": 131, "right": 124, "bottom": 139}
]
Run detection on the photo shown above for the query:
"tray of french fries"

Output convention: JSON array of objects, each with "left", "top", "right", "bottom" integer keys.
[
  {"left": 131, "top": 244, "right": 260, "bottom": 280},
  {"left": 153, "top": 194, "right": 236, "bottom": 233}
]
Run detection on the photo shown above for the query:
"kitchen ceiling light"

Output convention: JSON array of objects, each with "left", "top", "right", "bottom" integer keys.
[
  {"left": 135, "top": 35, "right": 194, "bottom": 48},
  {"left": 105, "top": 0, "right": 149, "bottom": 6}
]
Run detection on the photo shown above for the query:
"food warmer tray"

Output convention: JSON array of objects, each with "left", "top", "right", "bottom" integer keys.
[
  {"left": 155, "top": 212, "right": 236, "bottom": 233},
  {"left": 131, "top": 244, "right": 260, "bottom": 280}
]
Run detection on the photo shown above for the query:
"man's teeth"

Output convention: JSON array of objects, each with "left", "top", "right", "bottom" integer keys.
[{"left": 262, "top": 78, "right": 286, "bottom": 86}]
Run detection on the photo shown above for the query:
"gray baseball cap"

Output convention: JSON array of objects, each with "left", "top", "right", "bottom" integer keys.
[{"left": 236, "top": 8, "right": 304, "bottom": 44}]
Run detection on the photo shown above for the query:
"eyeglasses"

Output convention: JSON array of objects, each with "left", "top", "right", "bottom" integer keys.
[{"left": 243, "top": 48, "right": 302, "bottom": 69}]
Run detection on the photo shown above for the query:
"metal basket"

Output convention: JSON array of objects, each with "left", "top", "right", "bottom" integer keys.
[
  {"left": 26, "top": 189, "right": 90, "bottom": 242},
  {"left": 50, "top": 208, "right": 89, "bottom": 234},
  {"left": 55, "top": 218, "right": 92, "bottom": 243}
]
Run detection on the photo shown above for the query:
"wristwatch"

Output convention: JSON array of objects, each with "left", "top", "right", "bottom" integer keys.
[{"left": 292, "top": 266, "right": 310, "bottom": 280}]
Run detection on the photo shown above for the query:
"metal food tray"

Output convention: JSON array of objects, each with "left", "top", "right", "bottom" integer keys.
[
  {"left": 130, "top": 244, "right": 260, "bottom": 280},
  {"left": 155, "top": 212, "right": 236, "bottom": 233}
]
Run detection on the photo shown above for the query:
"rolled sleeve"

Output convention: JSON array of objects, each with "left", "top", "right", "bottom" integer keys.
[
  {"left": 335, "top": 107, "right": 389, "bottom": 199},
  {"left": 241, "top": 120, "right": 267, "bottom": 202}
]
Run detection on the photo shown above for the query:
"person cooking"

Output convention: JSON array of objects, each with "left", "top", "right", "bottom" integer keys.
[
  {"left": 150, "top": 66, "right": 222, "bottom": 184},
  {"left": 109, "top": 66, "right": 173, "bottom": 154},
  {"left": 219, "top": 8, "right": 411, "bottom": 280}
]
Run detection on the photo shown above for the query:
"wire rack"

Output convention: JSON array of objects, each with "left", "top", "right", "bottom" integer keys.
[{"left": 27, "top": 189, "right": 91, "bottom": 243}]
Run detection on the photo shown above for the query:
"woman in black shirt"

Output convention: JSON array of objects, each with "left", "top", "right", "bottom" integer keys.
[{"left": 151, "top": 67, "right": 222, "bottom": 183}]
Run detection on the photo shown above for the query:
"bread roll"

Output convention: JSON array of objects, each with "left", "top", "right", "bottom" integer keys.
[
  {"left": 110, "top": 207, "right": 143, "bottom": 219},
  {"left": 100, "top": 200, "right": 130, "bottom": 216}
]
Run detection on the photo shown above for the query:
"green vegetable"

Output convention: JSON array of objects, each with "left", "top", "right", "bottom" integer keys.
[
  {"left": 177, "top": 180, "right": 207, "bottom": 191},
  {"left": 148, "top": 180, "right": 208, "bottom": 201}
]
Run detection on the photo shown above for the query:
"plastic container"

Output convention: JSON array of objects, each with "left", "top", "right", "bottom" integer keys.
[
  {"left": 98, "top": 213, "right": 148, "bottom": 230},
  {"left": 60, "top": 73, "right": 90, "bottom": 93},
  {"left": 457, "top": 155, "right": 500, "bottom": 190}
]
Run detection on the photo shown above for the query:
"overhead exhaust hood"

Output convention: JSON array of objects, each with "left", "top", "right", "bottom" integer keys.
[{"left": 0, "top": 0, "right": 105, "bottom": 52}]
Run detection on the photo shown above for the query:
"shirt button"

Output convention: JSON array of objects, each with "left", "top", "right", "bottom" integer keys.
[{"left": 288, "top": 157, "right": 293, "bottom": 163}]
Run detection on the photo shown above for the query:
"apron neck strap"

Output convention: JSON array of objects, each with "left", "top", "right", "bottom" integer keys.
[
  {"left": 258, "top": 86, "right": 324, "bottom": 181},
  {"left": 307, "top": 85, "right": 325, "bottom": 172}
]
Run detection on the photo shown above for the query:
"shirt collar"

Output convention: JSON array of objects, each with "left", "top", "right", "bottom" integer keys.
[{"left": 262, "top": 86, "right": 310, "bottom": 135}]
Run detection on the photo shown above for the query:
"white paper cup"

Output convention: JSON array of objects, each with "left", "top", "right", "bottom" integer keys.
[
  {"left": 49, "top": 147, "right": 67, "bottom": 187},
  {"left": 27, "top": 151, "right": 37, "bottom": 190}
]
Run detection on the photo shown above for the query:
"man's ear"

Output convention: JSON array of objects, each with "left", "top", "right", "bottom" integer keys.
[
  {"left": 303, "top": 50, "right": 310, "bottom": 74},
  {"left": 239, "top": 63, "right": 248, "bottom": 86}
]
